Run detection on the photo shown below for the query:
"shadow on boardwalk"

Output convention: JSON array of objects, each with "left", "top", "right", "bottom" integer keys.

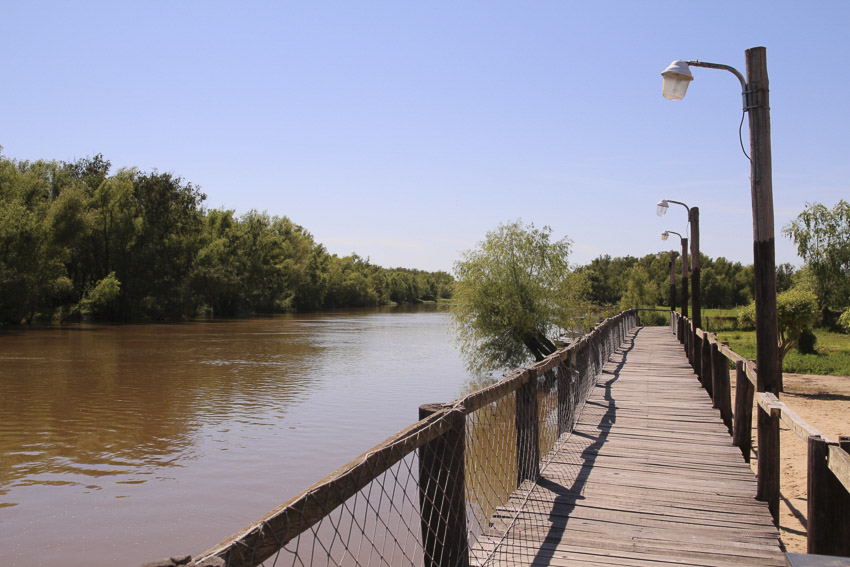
[
  {"left": 479, "top": 326, "right": 785, "bottom": 567},
  {"left": 530, "top": 327, "right": 639, "bottom": 565}
]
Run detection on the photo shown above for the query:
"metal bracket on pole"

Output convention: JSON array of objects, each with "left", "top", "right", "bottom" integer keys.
[{"left": 687, "top": 60, "right": 749, "bottom": 111}]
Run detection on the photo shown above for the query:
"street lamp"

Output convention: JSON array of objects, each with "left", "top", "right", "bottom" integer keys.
[
  {"left": 657, "top": 198, "right": 701, "bottom": 331},
  {"left": 660, "top": 60, "right": 694, "bottom": 101},
  {"left": 661, "top": 231, "right": 688, "bottom": 320},
  {"left": 661, "top": 47, "right": 779, "bottom": 522}
]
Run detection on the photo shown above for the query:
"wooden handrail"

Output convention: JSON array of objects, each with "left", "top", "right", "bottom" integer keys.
[
  {"left": 190, "top": 310, "right": 638, "bottom": 567},
  {"left": 756, "top": 391, "right": 781, "bottom": 418},
  {"left": 828, "top": 444, "right": 850, "bottom": 494},
  {"left": 673, "top": 311, "right": 850, "bottom": 555},
  {"left": 196, "top": 403, "right": 457, "bottom": 566},
  {"left": 757, "top": 392, "right": 823, "bottom": 441}
]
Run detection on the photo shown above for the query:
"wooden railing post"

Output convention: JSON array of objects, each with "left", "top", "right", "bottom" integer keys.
[
  {"left": 757, "top": 401, "right": 780, "bottom": 526},
  {"left": 712, "top": 342, "right": 732, "bottom": 433},
  {"left": 677, "top": 313, "right": 683, "bottom": 343},
  {"left": 557, "top": 354, "right": 573, "bottom": 435},
  {"left": 516, "top": 373, "right": 540, "bottom": 485},
  {"left": 807, "top": 435, "right": 850, "bottom": 556},
  {"left": 701, "top": 334, "right": 712, "bottom": 396},
  {"left": 418, "top": 404, "right": 469, "bottom": 567},
  {"left": 690, "top": 322, "right": 698, "bottom": 368},
  {"left": 574, "top": 342, "right": 587, "bottom": 416},
  {"left": 695, "top": 329, "right": 705, "bottom": 386},
  {"left": 732, "top": 361, "right": 754, "bottom": 462}
]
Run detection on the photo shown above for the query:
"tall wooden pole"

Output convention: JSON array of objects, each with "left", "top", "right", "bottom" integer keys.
[
  {"left": 747, "top": 46, "right": 780, "bottom": 523},
  {"left": 681, "top": 237, "right": 688, "bottom": 319},
  {"left": 690, "top": 207, "right": 701, "bottom": 330}
]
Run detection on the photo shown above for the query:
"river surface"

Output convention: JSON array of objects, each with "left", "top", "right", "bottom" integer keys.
[{"left": 0, "top": 305, "right": 473, "bottom": 567}]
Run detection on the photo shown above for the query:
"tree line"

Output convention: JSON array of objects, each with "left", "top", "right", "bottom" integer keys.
[
  {"left": 578, "top": 200, "right": 849, "bottom": 330},
  {"left": 452, "top": 205, "right": 850, "bottom": 373},
  {"left": 0, "top": 153, "right": 453, "bottom": 323},
  {"left": 576, "top": 252, "right": 768, "bottom": 310}
]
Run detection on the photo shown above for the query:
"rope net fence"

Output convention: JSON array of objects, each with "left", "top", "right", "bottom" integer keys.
[{"left": 179, "top": 310, "right": 638, "bottom": 567}]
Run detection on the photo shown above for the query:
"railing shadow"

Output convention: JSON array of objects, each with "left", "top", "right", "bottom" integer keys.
[{"left": 529, "top": 327, "right": 641, "bottom": 565}]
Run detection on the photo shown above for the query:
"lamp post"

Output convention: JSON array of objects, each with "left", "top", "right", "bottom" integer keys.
[
  {"left": 661, "top": 47, "right": 779, "bottom": 524},
  {"left": 661, "top": 231, "right": 688, "bottom": 320},
  {"left": 657, "top": 199, "right": 701, "bottom": 330}
]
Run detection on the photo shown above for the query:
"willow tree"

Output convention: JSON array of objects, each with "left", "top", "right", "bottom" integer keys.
[
  {"left": 451, "top": 220, "right": 588, "bottom": 373},
  {"left": 783, "top": 200, "right": 850, "bottom": 320}
]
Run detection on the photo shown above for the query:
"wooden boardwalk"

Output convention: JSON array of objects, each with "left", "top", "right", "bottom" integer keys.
[{"left": 473, "top": 326, "right": 786, "bottom": 566}]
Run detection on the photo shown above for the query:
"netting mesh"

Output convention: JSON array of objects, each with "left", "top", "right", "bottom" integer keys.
[
  {"left": 274, "top": 453, "right": 425, "bottom": 566},
  {"left": 189, "top": 311, "right": 636, "bottom": 567}
]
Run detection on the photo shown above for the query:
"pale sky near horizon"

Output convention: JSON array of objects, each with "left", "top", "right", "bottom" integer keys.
[{"left": 3, "top": 2, "right": 849, "bottom": 273}]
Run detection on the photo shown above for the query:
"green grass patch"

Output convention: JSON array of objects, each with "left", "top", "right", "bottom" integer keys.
[
  {"left": 703, "top": 307, "right": 743, "bottom": 318},
  {"left": 714, "top": 329, "right": 850, "bottom": 376}
]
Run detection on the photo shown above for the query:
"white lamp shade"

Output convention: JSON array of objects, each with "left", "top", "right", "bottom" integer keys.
[
  {"left": 661, "top": 60, "right": 693, "bottom": 101},
  {"left": 656, "top": 199, "right": 669, "bottom": 216},
  {"left": 661, "top": 231, "right": 669, "bottom": 241}
]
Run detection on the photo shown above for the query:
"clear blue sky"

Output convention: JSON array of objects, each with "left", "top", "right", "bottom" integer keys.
[{"left": 3, "top": 1, "right": 848, "bottom": 273}]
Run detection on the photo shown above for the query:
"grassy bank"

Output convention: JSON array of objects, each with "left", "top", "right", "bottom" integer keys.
[{"left": 715, "top": 329, "right": 850, "bottom": 376}]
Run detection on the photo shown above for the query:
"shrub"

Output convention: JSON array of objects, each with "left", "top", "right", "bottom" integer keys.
[
  {"left": 639, "top": 310, "right": 668, "bottom": 326},
  {"left": 705, "top": 316, "right": 738, "bottom": 332},
  {"left": 797, "top": 328, "right": 817, "bottom": 354},
  {"left": 79, "top": 272, "right": 121, "bottom": 319},
  {"left": 839, "top": 307, "right": 850, "bottom": 333},
  {"left": 738, "top": 287, "right": 818, "bottom": 366},
  {"left": 737, "top": 303, "right": 756, "bottom": 331}
]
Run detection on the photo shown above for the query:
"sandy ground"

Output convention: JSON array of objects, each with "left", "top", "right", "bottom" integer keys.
[{"left": 741, "top": 373, "right": 850, "bottom": 553}]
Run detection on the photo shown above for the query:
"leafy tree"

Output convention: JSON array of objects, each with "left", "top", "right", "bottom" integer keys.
[
  {"left": 324, "top": 254, "right": 380, "bottom": 308},
  {"left": 783, "top": 200, "right": 850, "bottom": 321},
  {"left": 451, "top": 220, "right": 587, "bottom": 373},
  {"left": 0, "top": 158, "right": 70, "bottom": 322},
  {"left": 738, "top": 287, "right": 819, "bottom": 388},
  {"left": 619, "top": 266, "right": 656, "bottom": 309},
  {"left": 191, "top": 209, "right": 245, "bottom": 316},
  {"left": 80, "top": 272, "right": 121, "bottom": 319},
  {"left": 577, "top": 254, "right": 635, "bottom": 306},
  {"left": 775, "top": 263, "right": 796, "bottom": 294}
]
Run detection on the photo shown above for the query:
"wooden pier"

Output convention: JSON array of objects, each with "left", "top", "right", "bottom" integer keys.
[
  {"left": 184, "top": 313, "right": 850, "bottom": 567},
  {"left": 473, "top": 326, "right": 787, "bottom": 566}
]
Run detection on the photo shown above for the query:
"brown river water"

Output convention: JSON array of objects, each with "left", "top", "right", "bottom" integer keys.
[{"left": 0, "top": 305, "right": 472, "bottom": 567}]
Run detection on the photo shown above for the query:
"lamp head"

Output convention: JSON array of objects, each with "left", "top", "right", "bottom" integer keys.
[
  {"left": 661, "top": 231, "right": 670, "bottom": 241},
  {"left": 661, "top": 60, "right": 693, "bottom": 101},
  {"left": 656, "top": 199, "right": 669, "bottom": 217}
]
